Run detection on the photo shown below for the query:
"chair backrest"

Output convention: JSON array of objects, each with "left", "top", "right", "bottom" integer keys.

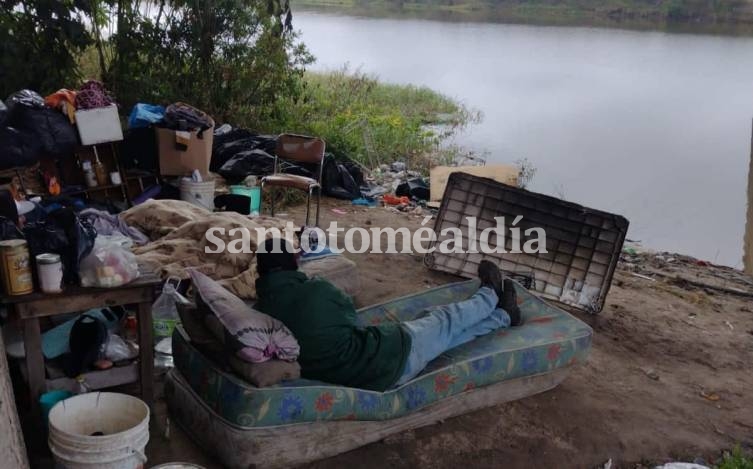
[{"left": 275, "top": 134, "right": 325, "bottom": 164}]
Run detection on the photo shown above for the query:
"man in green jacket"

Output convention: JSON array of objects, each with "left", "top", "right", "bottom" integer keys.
[{"left": 255, "top": 238, "right": 521, "bottom": 391}]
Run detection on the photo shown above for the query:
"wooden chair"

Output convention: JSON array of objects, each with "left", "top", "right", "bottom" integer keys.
[{"left": 261, "top": 134, "right": 325, "bottom": 226}]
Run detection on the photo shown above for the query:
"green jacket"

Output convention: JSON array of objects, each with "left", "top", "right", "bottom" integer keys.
[{"left": 255, "top": 270, "right": 411, "bottom": 391}]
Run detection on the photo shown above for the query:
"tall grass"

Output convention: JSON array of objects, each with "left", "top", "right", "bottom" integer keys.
[{"left": 267, "top": 67, "right": 480, "bottom": 169}]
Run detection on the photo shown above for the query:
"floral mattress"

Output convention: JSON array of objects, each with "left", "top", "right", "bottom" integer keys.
[{"left": 171, "top": 279, "right": 592, "bottom": 428}]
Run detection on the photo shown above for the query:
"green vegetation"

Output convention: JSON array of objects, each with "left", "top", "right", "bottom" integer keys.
[
  {"left": 717, "top": 446, "right": 753, "bottom": 469},
  {"left": 2, "top": 2, "right": 474, "bottom": 169},
  {"left": 268, "top": 68, "right": 478, "bottom": 168}
]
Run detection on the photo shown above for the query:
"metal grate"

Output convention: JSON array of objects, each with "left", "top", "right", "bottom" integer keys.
[{"left": 424, "top": 172, "right": 629, "bottom": 313}]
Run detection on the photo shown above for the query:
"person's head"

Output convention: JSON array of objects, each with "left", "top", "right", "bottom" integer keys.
[{"left": 256, "top": 237, "right": 298, "bottom": 277}]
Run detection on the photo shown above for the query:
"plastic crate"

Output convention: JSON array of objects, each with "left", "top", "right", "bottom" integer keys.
[{"left": 424, "top": 172, "right": 629, "bottom": 313}]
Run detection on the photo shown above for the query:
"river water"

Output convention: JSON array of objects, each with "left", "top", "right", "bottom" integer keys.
[{"left": 295, "top": 10, "right": 753, "bottom": 268}]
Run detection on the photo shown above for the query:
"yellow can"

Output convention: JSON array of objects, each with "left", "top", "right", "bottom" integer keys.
[{"left": 0, "top": 239, "right": 33, "bottom": 295}]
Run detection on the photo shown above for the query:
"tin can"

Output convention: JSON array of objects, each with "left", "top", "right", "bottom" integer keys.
[
  {"left": 36, "top": 253, "right": 63, "bottom": 294},
  {"left": 0, "top": 239, "right": 33, "bottom": 295}
]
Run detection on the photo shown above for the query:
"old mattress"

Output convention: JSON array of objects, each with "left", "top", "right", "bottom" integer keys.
[{"left": 166, "top": 280, "right": 592, "bottom": 467}]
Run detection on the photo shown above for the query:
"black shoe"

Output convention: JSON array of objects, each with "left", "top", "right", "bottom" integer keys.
[
  {"left": 478, "top": 260, "right": 503, "bottom": 304},
  {"left": 502, "top": 279, "right": 522, "bottom": 327}
]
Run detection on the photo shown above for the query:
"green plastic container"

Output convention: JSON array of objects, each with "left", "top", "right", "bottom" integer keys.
[
  {"left": 40, "top": 389, "right": 73, "bottom": 425},
  {"left": 229, "top": 185, "right": 261, "bottom": 215}
]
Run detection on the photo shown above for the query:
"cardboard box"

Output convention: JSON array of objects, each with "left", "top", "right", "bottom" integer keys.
[
  {"left": 75, "top": 104, "right": 124, "bottom": 145},
  {"left": 156, "top": 126, "right": 214, "bottom": 176}
]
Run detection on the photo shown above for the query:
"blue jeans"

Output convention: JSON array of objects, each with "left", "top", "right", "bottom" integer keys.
[{"left": 395, "top": 287, "right": 510, "bottom": 386}]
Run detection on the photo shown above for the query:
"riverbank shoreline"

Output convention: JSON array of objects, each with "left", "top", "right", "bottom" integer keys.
[{"left": 292, "top": 0, "right": 753, "bottom": 36}]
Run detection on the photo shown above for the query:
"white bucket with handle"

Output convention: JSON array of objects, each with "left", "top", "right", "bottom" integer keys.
[
  {"left": 179, "top": 178, "right": 215, "bottom": 211},
  {"left": 48, "top": 392, "right": 150, "bottom": 469}
]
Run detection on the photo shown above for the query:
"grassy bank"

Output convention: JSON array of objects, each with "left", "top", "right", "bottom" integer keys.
[
  {"left": 291, "top": 0, "right": 753, "bottom": 34},
  {"left": 268, "top": 69, "right": 479, "bottom": 169}
]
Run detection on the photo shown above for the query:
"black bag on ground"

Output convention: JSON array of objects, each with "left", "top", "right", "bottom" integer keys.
[
  {"left": 321, "top": 154, "right": 362, "bottom": 200},
  {"left": 396, "top": 177, "right": 430, "bottom": 201}
]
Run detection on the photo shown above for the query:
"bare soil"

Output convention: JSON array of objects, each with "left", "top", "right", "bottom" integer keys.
[{"left": 147, "top": 198, "right": 753, "bottom": 469}]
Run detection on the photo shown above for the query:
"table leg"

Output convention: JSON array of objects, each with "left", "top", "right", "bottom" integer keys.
[
  {"left": 22, "top": 317, "right": 44, "bottom": 417},
  {"left": 136, "top": 301, "right": 154, "bottom": 409}
]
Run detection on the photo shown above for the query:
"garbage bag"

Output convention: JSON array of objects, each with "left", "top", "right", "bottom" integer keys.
[
  {"left": 0, "top": 216, "right": 23, "bottom": 240},
  {"left": 217, "top": 149, "right": 312, "bottom": 182},
  {"left": 128, "top": 103, "right": 165, "bottom": 129},
  {"left": 211, "top": 129, "right": 277, "bottom": 171},
  {"left": 119, "top": 127, "right": 158, "bottom": 171},
  {"left": 322, "top": 156, "right": 360, "bottom": 200},
  {"left": 79, "top": 235, "right": 139, "bottom": 288},
  {"left": 396, "top": 177, "right": 430, "bottom": 201},
  {"left": 23, "top": 208, "right": 97, "bottom": 285},
  {"left": 6, "top": 90, "right": 77, "bottom": 156},
  {"left": 0, "top": 126, "right": 42, "bottom": 169}
]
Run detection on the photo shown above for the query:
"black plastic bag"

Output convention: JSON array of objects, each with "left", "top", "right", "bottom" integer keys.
[
  {"left": 396, "top": 178, "right": 430, "bottom": 201},
  {"left": 211, "top": 130, "right": 277, "bottom": 172},
  {"left": 23, "top": 209, "right": 97, "bottom": 285},
  {"left": 217, "top": 149, "right": 312, "bottom": 183},
  {"left": 0, "top": 99, "right": 7, "bottom": 126},
  {"left": 0, "top": 216, "right": 23, "bottom": 240},
  {"left": 321, "top": 154, "right": 363, "bottom": 200},
  {"left": 0, "top": 126, "right": 42, "bottom": 170},
  {"left": 5, "top": 89, "right": 77, "bottom": 156}
]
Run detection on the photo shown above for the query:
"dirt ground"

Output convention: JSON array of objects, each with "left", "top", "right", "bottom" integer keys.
[{"left": 145, "top": 198, "right": 753, "bottom": 469}]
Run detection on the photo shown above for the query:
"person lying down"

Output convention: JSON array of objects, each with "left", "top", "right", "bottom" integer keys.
[{"left": 255, "top": 238, "right": 522, "bottom": 392}]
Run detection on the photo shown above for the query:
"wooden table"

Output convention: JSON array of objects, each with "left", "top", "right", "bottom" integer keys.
[{"left": 0, "top": 270, "right": 161, "bottom": 416}]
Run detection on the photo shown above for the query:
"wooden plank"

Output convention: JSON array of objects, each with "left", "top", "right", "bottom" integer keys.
[
  {"left": 14, "top": 287, "right": 154, "bottom": 319},
  {"left": 45, "top": 362, "right": 139, "bottom": 394},
  {"left": 744, "top": 119, "right": 753, "bottom": 276},
  {"left": 137, "top": 301, "right": 154, "bottom": 409},
  {"left": 22, "top": 318, "right": 45, "bottom": 417},
  {"left": 167, "top": 367, "right": 571, "bottom": 469},
  {"left": 430, "top": 164, "right": 519, "bottom": 202},
  {"left": 0, "top": 328, "right": 30, "bottom": 469}
]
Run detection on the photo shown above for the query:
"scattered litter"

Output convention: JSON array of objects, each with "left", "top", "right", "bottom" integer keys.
[
  {"left": 700, "top": 390, "right": 720, "bottom": 402},
  {"left": 331, "top": 208, "right": 347, "bottom": 215},
  {"left": 631, "top": 272, "right": 656, "bottom": 282},
  {"left": 351, "top": 197, "right": 377, "bottom": 207},
  {"left": 383, "top": 195, "right": 410, "bottom": 206},
  {"left": 724, "top": 320, "right": 734, "bottom": 330},
  {"left": 603, "top": 458, "right": 613, "bottom": 469},
  {"left": 643, "top": 368, "right": 660, "bottom": 381}
]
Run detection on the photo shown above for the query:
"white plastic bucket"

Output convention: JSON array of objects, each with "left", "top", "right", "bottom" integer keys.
[
  {"left": 48, "top": 392, "right": 150, "bottom": 469},
  {"left": 179, "top": 179, "right": 215, "bottom": 211}
]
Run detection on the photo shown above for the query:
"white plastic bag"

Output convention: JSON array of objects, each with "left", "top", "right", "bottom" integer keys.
[
  {"left": 152, "top": 276, "right": 190, "bottom": 340},
  {"left": 104, "top": 332, "right": 138, "bottom": 362},
  {"left": 79, "top": 235, "right": 140, "bottom": 288}
]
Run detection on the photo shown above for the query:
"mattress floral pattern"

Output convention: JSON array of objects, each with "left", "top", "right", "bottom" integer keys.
[{"left": 172, "top": 280, "right": 593, "bottom": 427}]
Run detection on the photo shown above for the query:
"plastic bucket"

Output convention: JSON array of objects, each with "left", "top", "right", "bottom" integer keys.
[
  {"left": 40, "top": 390, "right": 73, "bottom": 425},
  {"left": 229, "top": 185, "right": 261, "bottom": 215},
  {"left": 180, "top": 179, "right": 215, "bottom": 211},
  {"left": 48, "top": 392, "right": 150, "bottom": 469}
]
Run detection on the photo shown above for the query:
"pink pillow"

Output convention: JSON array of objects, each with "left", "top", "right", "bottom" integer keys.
[{"left": 189, "top": 270, "right": 299, "bottom": 363}]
